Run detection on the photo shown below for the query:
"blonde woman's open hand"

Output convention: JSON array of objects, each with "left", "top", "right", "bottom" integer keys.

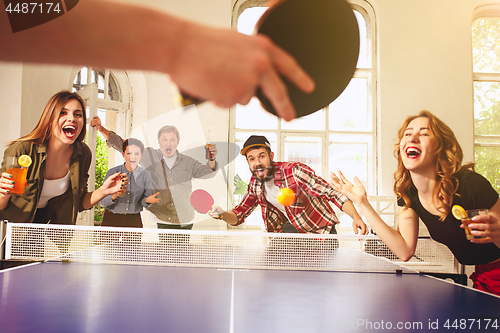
[{"left": 329, "top": 170, "right": 367, "bottom": 206}]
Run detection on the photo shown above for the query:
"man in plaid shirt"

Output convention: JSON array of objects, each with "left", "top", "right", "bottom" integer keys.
[{"left": 209, "top": 135, "right": 367, "bottom": 234}]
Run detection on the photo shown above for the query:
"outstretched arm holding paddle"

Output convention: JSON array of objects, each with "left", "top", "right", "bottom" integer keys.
[
  {"left": 180, "top": 0, "right": 360, "bottom": 118},
  {"left": 208, "top": 206, "right": 239, "bottom": 226},
  {"left": 190, "top": 190, "right": 239, "bottom": 225},
  {"left": 1, "top": 0, "right": 315, "bottom": 120}
]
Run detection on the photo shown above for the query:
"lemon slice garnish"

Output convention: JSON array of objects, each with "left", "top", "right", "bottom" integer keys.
[
  {"left": 18, "top": 155, "right": 32, "bottom": 168},
  {"left": 451, "top": 205, "right": 467, "bottom": 220}
]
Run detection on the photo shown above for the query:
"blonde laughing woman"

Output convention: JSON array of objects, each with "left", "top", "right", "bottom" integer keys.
[{"left": 330, "top": 110, "right": 500, "bottom": 295}]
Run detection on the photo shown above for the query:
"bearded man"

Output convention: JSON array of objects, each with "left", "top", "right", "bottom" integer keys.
[{"left": 209, "top": 135, "right": 367, "bottom": 235}]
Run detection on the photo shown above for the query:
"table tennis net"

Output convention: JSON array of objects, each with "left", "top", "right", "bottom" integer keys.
[{"left": 3, "top": 223, "right": 458, "bottom": 274}]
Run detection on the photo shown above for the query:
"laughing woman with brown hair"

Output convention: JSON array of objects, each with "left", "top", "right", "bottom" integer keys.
[
  {"left": 331, "top": 110, "right": 500, "bottom": 295},
  {"left": 0, "top": 91, "right": 125, "bottom": 224}
]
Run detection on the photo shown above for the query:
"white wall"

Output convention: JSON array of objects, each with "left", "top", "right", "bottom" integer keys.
[
  {"left": 374, "top": 0, "right": 483, "bottom": 195},
  {"left": 0, "top": 0, "right": 492, "bottom": 196}
]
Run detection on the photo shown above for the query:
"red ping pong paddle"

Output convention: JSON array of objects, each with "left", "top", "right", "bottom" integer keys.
[
  {"left": 179, "top": 0, "right": 359, "bottom": 118},
  {"left": 190, "top": 189, "right": 215, "bottom": 214}
]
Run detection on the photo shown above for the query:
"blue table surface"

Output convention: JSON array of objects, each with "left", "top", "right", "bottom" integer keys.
[{"left": 1, "top": 260, "right": 500, "bottom": 333}]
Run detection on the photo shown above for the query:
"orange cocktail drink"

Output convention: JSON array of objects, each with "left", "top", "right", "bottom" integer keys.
[
  {"left": 6, "top": 156, "right": 30, "bottom": 195},
  {"left": 6, "top": 167, "right": 28, "bottom": 194}
]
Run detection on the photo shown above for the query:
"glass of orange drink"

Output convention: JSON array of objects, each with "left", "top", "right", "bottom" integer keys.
[{"left": 6, "top": 156, "right": 31, "bottom": 195}]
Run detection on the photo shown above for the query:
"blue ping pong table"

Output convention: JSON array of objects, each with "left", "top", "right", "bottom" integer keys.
[{"left": 1, "top": 244, "right": 500, "bottom": 333}]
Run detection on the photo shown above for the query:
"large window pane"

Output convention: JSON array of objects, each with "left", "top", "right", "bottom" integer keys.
[
  {"left": 474, "top": 81, "right": 500, "bottom": 136},
  {"left": 473, "top": 15, "right": 500, "bottom": 193},
  {"left": 237, "top": 7, "right": 267, "bottom": 35},
  {"left": 329, "top": 78, "right": 371, "bottom": 132},
  {"left": 284, "top": 136, "right": 322, "bottom": 175},
  {"left": 475, "top": 146, "right": 500, "bottom": 193},
  {"left": 235, "top": 98, "right": 278, "bottom": 130},
  {"left": 81, "top": 67, "right": 88, "bottom": 85},
  {"left": 329, "top": 134, "right": 373, "bottom": 194},
  {"left": 281, "top": 110, "right": 325, "bottom": 131},
  {"left": 355, "top": 10, "right": 369, "bottom": 68},
  {"left": 472, "top": 18, "right": 500, "bottom": 73}
]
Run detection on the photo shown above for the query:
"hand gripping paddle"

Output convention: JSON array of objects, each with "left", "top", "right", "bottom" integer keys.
[
  {"left": 255, "top": 0, "right": 360, "bottom": 117},
  {"left": 180, "top": 0, "right": 359, "bottom": 118}
]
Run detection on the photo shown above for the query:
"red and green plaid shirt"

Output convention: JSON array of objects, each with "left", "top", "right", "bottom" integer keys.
[{"left": 231, "top": 162, "right": 349, "bottom": 234}]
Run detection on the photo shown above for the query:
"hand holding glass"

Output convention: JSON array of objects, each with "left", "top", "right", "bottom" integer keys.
[
  {"left": 462, "top": 209, "right": 489, "bottom": 240},
  {"left": 6, "top": 157, "right": 28, "bottom": 195}
]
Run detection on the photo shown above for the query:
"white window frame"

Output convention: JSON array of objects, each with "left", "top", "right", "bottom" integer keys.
[
  {"left": 229, "top": 0, "right": 378, "bottom": 230},
  {"left": 69, "top": 67, "right": 132, "bottom": 225}
]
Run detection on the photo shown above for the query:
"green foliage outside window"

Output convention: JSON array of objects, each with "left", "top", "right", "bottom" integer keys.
[
  {"left": 234, "top": 174, "right": 248, "bottom": 202},
  {"left": 472, "top": 19, "right": 500, "bottom": 73},
  {"left": 94, "top": 134, "right": 109, "bottom": 222},
  {"left": 472, "top": 18, "right": 500, "bottom": 194}
]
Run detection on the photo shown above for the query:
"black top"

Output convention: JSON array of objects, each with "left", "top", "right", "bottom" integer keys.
[{"left": 398, "top": 170, "right": 500, "bottom": 265}]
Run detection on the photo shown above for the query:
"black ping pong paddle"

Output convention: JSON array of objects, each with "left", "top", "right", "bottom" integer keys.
[
  {"left": 179, "top": 0, "right": 359, "bottom": 118},
  {"left": 255, "top": 0, "right": 359, "bottom": 117}
]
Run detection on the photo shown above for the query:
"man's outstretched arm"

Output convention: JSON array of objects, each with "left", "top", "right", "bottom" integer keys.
[{"left": 1, "top": 0, "right": 314, "bottom": 120}]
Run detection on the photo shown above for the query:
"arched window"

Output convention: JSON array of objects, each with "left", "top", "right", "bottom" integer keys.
[
  {"left": 71, "top": 67, "right": 131, "bottom": 225},
  {"left": 472, "top": 6, "right": 500, "bottom": 193},
  {"left": 230, "top": 0, "right": 377, "bottom": 230}
]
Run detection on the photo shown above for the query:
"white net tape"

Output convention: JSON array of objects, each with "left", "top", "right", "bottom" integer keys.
[{"left": 3, "top": 223, "right": 458, "bottom": 274}]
